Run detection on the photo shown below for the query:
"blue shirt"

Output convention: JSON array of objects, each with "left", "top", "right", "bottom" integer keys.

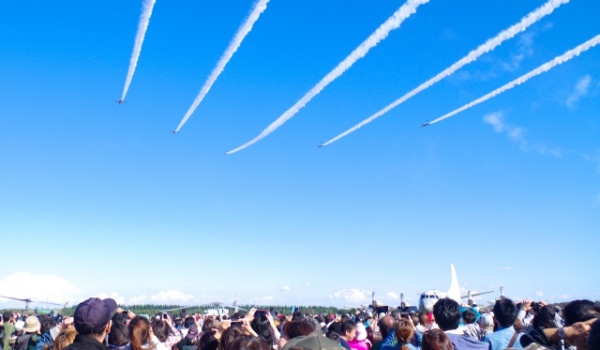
[{"left": 482, "top": 326, "right": 523, "bottom": 350}]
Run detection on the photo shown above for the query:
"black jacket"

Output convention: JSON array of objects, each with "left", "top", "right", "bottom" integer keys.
[{"left": 63, "top": 335, "right": 110, "bottom": 350}]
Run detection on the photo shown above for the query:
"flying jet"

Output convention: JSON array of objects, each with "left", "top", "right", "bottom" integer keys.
[
  {"left": 171, "top": 130, "right": 178, "bottom": 134},
  {"left": 417, "top": 264, "right": 494, "bottom": 313},
  {"left": 115, "top": 99, "right": 127, "bottom": 105},
  {"left": 420, "top": 120, "right": 430, "bottom": 127}
]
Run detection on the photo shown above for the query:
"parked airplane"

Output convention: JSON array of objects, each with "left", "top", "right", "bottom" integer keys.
[{"left": 418, "top": 264, "right": 494, "bottom": 313}]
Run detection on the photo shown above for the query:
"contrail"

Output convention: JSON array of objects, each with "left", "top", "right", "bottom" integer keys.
[
  {"left": 428, "top": 34, "right": 600, "bottom": 125},
  {"left": 120, "top": 0, "right": 157, "bottom": 102},
  {"left": 226, "top": 0, "right": 430, "bottom": 154},
  {"left": 174, "top": 0, "right": 270, "bottom": 133},
  {"left": 320, "top": 0, "right": 569, "bottom": 147}
]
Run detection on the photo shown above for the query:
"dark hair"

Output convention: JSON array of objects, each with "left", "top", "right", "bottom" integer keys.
[
  {"left": 199, "top": 330, "right": 219, "bottom": 350},
  {"left": 112, "top": 313, "right": 128, "bottom": 325},
  {"left": 588, "top": 320, "right": 600, "bottom": 350},
  {"left": 532, "top": 307, "right": 556, "bottom": 329},
  {"left": 341, "top": 320, "right": 357, "bottom": 337},
  {"left": 108, "top": 321, "right": 130, "bottom": 347},
  {"left": 151, "top": 319, "right": 170, "bottom": 343},
  {"left": 433, "top": 299, "right": 461, "bottom": 331},
  {"left": 493, "top": 298, "right": 517, "bottom": 328},
  {"left": 292, "top": 312, "right": 304, "bottom": 321},
  {"left": 422, "top": 329, "right": 454, "bottom": 350},
  {"left": 39, "top": 315, "right": 57, "bottom": 335},
  {"left": 326, "top": 330, "right": 340, "bottom": 342},
  {"left": 185, "top": 316, "right": 197, "bottom": 329},
  {"left": 2, "top": 312, "right": 12, "bottom": 322},
  {"left": 220, "top": 327, "right": 244, "bottom": 350},
  {"left": 462, "top": 310, "right": 476, "bottom": 325},
  {"left": 251, "top": 314, "right": 275, "bottom": 347},
  {"left": 228, "top": 336, "right": 270, "bottom": 350},
  {"left": 564, "top": 300, "right": 600, "bottom": 326},
  {"left": 378, "top": 316, "right": 396, "bottom": 339},
  {"left": 283, "top": 319, "right": 315, "bottom": 339}
]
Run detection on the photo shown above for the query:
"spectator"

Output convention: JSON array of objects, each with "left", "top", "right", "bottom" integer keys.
[
  {"left": 63, "top": 297, "right": 117, "bottom": 350},
  {"left": 151, "top": 318, "right": 182, "bottom": 350},
  {"left": 519, "top": 305, "right": 560, "bottom": 350},
  {"left": 108, "top": 321, "right": 130, "bottom": 350},
  {"left": 422, "top": 329, "right": 454, "bottom": 350},
  {"left": 15, "top": 316, "right": 41, "bottom": 350},
  {"left": 432, "top": 299, "right": 487, "bottom": 350},
  {"left": 347, "top": 323, "right": 372, "bottom": 350},
  {"left": 372, "top": 316, "right": 395, "bottom": 350},
  {"left": 482, "top": 298, "right": 522, "bottom": 350},
  {"left": 220, "top": 327, "right": 245, "bottom": 350},
  {"left": 393, "top": 319, "right": 417, "bottom": 350},
  {"left": 229, "top": 336, "right": 269, "bottom": 350},
  {"left": 127, "top": 316, "right": 167, "bottom": 350},
  {"left": 52, "top": 328, "right": 77, "bottom": 350},
  {"left": 462, "top": 311, "right": 481, "bottom": 340},
  {"left": 588, "top": 320, "right": 600, "bottom": 350},
  {"left": 3, "top": 312, "right": 16, "bottom": 350}
]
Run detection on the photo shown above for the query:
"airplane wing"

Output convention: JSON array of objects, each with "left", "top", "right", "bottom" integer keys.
[{"left": 461, "top": 290, "right": 494, "bottom": 299}]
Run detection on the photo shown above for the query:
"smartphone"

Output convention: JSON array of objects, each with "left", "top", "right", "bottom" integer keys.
[
  {"left": 231, "top": 321, "right": 243, "bottom": 327},
  {"left": 162, "top": 313, "right": 169, "bottom": 319},
  {"left": 254, "top": 310, "right": 269, "bottom": 318},
  {"left": 376, "top": 306, "right": 389, "bottom": 314}
]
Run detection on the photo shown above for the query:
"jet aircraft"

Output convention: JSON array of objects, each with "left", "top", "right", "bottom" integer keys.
[{"left": 115, "top": 99, "right": 127, "bottom": 105}]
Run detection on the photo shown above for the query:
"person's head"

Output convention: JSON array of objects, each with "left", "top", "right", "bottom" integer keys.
[
  {"left": 462, "top": 310, "right": 476, "bottom": 325},
  {"left": 40, "top": 315, "right": 57, "bottom": 334},
  {"left": 74, "top": 297, "right": 117, "bottom": 341},
  {"left": 588, "top": 320, "right": 600, "bottom": 350},
  {"left": 340, "top": 320, "right": 357, "bottom": 341},
  {"left": 251, "top": 314, "right": 275, "bottom": 346},
  {"left": 378, "top": 315, "right": 396, "bottom": 339},
  {"left": 354, "top": 323, "right": 368, "bottom": 342},
  {"left": 199, "top": 330, "right": 219, "bottom": 350},
  {"left": 128, "top": 317, "right": 151, "bottom": 350},
  {"left": 432, "top": 298, "right": 460, "bottom": 331},
  {"left": 151, "top": 319, "right": 169, "bottom": 343},
  {"left": 108, "top": 320, "right": 130, "bottom": 347},
  {"left": 185, "top": 316, "right": 198, "bottom": 329},
  {"left": 410, "top": 313, "right": 419, "bottom": 326},
  {"left": 493, "top": 298, "right": 517, "bottom": 328},
  {"left": 228, "top": 335, "right": 270, "bottom": 350},
  {"left": 52, "top": 328, "right": 77, "bottom": 350},
  {"left": 478, "top": 314, "right": 494, "bottom": 333},
  {"left": 563, "top": 300, "right": 600, "bottom": 326},
  {"left": 421, "top": 329, "right": 454, "bottom": 350},
  {"left": 2, "top": 311, "right": 13, "bottom": 323},
  {"left": 394, "top": 319, "right": 415, "bottom": 350},
  {"left": 284, "top": 319, "right": 316, "bottom": 340},
  {"left": 532, "top": 306, "right": 556, "bottom": 329},
  {"left": 24, "top": 316, "right": 42, "bottom": 334},
  {"left": 220, "top": 326, "right": 244, "bottom": 350}
]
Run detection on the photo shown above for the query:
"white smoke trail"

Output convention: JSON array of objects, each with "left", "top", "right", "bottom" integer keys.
[
  {"left": 226, "top": 0, "right": 430, "bottom": 154},
  {"left": 320, "top": 0, "right": 569, "bottom": 147},
  {"left": 428, "top": 34, "right": 600, "bottom": 125},
  {"left": 120, "top": 0, "right": 157, "bottom": 102},
  {"left": 174, "top": 0, "right": 270, "bottom": 133}
]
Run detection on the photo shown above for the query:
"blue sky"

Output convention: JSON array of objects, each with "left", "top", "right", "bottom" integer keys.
[{"left": 0, "top": 0, "right": 598, "bottom": 310}]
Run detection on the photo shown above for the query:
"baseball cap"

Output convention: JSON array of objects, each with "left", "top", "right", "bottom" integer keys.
[{"left": 74, "top": 297, "right": 117, "bottom": 335}]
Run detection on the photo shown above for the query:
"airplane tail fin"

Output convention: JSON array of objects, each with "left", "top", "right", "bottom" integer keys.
[{"left": 447, "top": 263, "right": 461, "bottom": 304}]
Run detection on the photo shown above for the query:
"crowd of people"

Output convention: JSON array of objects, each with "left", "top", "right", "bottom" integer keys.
[{"left": 0, "top": 297, "right": 598, "bottom": 350}]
